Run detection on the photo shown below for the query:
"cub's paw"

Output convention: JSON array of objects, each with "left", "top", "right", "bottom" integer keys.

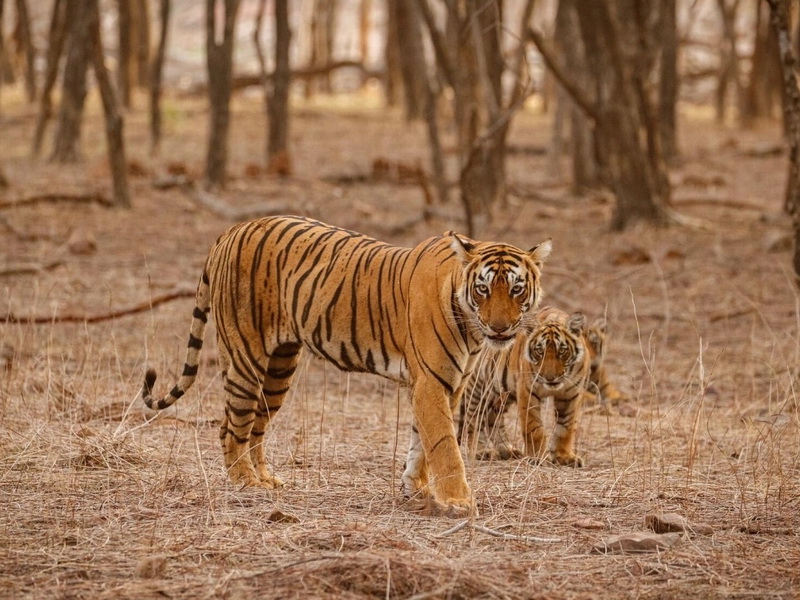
[
  {"left": 495, "top": 442, "right": 523, "bottom": 460},
  {"left": 551, "top": 452, "right": 585, "bottom": 468},
  {"left": 405, "top": 497, "right": 476, "bottom": 519}
]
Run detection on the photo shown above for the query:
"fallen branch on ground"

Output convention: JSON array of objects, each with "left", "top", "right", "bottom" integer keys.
[
  {"left": 671, "top": 197, "right": 766, "bottom": 212},
  {"left": 0, "top": 192, "right": 113, "bottom": 210},
  {"left": 436, "top": 519, "right": 560, "bottom": 543},
  {"left": 0, "top": 259, "right": 63, "bottom": 277},
  {"left": 1, "top": 284, "right": 196, "bottom": 324}
]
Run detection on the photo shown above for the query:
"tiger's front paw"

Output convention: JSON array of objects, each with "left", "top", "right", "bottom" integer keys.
[
  {"left": 406, "top": 496, "right": 477, "bottom": 519},
  {"left": 551, "top": 452, "right": 584, "bottom": 468}
]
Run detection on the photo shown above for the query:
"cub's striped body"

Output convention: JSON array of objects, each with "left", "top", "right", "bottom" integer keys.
[
  {"left": 459, "top": 307, "right": 591, "bottom": 466},
  {"left": 140, "top": 215, "right": 551, "bottom": 517}
]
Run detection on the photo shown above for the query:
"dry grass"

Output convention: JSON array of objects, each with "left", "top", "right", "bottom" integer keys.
[{"left": 1, "top": 87, "right": 800, "bottom": 599}]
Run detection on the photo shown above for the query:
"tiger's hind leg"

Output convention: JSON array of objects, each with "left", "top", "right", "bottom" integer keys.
[
  {"left": 248, "top": 343, "right": 301, "bottom": 487},
  {"left": 217, "top": 354, "right": 277, "bottom": 488}
]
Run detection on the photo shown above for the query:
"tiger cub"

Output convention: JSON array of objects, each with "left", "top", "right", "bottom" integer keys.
[
  {"left": 585, "top": 317, "right": 631, "bottom": 413},
  {"left": 459, "top": 307, "right": 594, "bottom": 466},
  {"left": 139, "top": 215, "right": 551, "bottom": 518}
]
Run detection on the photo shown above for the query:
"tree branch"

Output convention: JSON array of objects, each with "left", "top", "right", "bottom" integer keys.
[
  {"left": 527, "top": 27, "right": 599, "bottom": 123},
  {"left": 1, "top": 284, "right": 196, "bottom": 324}
]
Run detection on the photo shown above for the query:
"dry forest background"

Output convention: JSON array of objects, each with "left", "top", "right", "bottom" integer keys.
[{"left": 1, "top": 1, "right": 799, "bottom": 599}]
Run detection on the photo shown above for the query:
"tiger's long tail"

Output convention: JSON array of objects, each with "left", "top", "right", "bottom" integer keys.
[{"left": 141, "top": 270, "right": 211, "bottom": 410}]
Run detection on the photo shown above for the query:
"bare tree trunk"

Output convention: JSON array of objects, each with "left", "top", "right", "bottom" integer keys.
[
  {"left": 555, "top": 0, "right": 599, "bottom": 192},
  {"left": 715, "top": 0, "right": 741, "bottom": 124},
  {"left": 659, "top": 0, "right": 678, "bottom": 159},
  {"left": 117, "top": 0, "right": 132, "bottom": 108},
  {"left": 51, "top": 0, "right": 91, "bottom": 164},
  {"left": 392, "top": 0, "right": 426, "bottom": 120},
  {"left": 134, "top": 0, "right": 150, "bottom": 87},
  {"left": 88, "top": 0, "right": 130, "bottom": 208},
  {"left": 742, "top": 1, "right": 783, "bottom": 125},
  {"left": 766, "top": 0, "right": 800, "bottom": 282},
  {"left": 13, "top": 0, "right": 35, "bottom": 101},
  {"left": 0, "top": 0, "right": 6, "bottom": 115},
  {"left": 267, "top": 0, "right": 292, "bottom": 175},
  {"left": 306, "top": 0, "right": 337, "bottom": 96},
  {"left": 149, "top": 0, "right": 170, "bottom": 152},
  {"left": 205, "top": 0, "right": 240, "bottom": 189},
  {"left": 32, "top": 0, "right": 66, "bottom": 156},
  {"left": 384, "top": 0, "right": 402, "bottom": 106},
  {"left": 533, "top": 0, "right": 669, "bottom": 230}
]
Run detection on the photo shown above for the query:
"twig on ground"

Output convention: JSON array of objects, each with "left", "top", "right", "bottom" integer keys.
[
  {"left": 435, "top": 519, "right": 560, "bottom": 543},
  {"left": 1, "top": 283, "right": 196, "bottom": 324},
  {"left": 0, "top": 259, "right": 63, "bottom": 277},
  {"left": 0, "top": 192, "right": 113, "bottom": 210}
]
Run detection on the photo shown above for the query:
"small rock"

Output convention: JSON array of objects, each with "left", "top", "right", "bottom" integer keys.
[
  {"left": 645, "top": 512, "right": 715, "bottom": 536},
  {"left": 763, "top": 230, "right": 792, "bottom": 253},
  {"left": 67, "top": 227, "right": 97, "bottom": 255},
  {"left": 267, "top": 509, "right": 300, "bottom": 523},
  {"left": 572, "top": 518, "right": 606, "bottom": 530},
  {"left": 593, "top": 531, "right": 682, "bottom": 554},
  {"left": 645, "top": 512, "right": 689, "bottom": 534}
]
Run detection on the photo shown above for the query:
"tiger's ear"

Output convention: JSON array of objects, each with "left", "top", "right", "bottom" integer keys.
[
  {"left": 590, "top": 316, "right": 607, "bottom": 335},
  {"left": 449, "top": 231, "right": 476, "bottom": 263},
  {"left": 528, "top": 238, "right": 552, "bottom": 268},
  {"left": 567, "top": 312, "right": 586, "bottom": 335}
]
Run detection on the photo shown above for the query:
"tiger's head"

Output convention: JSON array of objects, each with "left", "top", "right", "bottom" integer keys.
[
  {"left": 585, "top": 316, "right": 607, "bottom": 372},
  {"left": 524, "top": 308, "right": 588, "bottom": 390},
  {"left": 450, "top": 233, "right": 552, "bottom": 349}
]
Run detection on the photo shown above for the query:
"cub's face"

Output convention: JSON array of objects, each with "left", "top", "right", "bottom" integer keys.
[
  {"left": 525, "top": 311, "right": 586, "bottom": 389},
  {"left": 451, "top": 234, "right": 552, "bottom": 349}
]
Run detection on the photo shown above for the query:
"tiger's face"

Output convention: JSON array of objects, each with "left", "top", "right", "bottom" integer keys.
[
  {"left": 524, "top": 310, "right": 587, "bottom": 389},
  {"left": 451, "top": 234, "right": 552, "bottom": 349},
  {"left": 585, "top": 316, "right": 607, "bottom": 371}
]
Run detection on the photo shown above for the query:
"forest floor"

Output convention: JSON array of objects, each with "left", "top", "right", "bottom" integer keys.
[{"left": 1, "top": 86, "right": 799, "bottom": 599}]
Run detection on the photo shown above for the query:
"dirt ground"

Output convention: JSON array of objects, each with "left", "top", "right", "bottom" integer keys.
[{"left": 1, "top": 86, "right": 799, "bottom": 599}]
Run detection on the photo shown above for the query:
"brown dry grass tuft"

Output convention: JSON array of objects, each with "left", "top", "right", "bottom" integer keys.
[{"left": 2, "top": 87, "right": 800, "bottom": 598}]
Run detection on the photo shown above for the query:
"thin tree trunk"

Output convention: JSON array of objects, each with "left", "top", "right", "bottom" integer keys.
[
  {"left": 51, "top": 0, "right": 91, "bottom": 164},
  {"left": 149, "top": 0, "right": 170, "bottom": 152},
  {"left": 267, "top": 0, "right": 292, "bottom": 175},
  {"left": 766, "top": 0, "right": 800, "bottom": 282},
  {"left": 88, "top": 0, "right": 130, "bottom": 208},
  {"left": 13, "top": 0, "right": 35, "bottom": 101},
  {"left": 205, "top": 0, "right": 240, "bottom": 189},
  {"left": 135, "top": 0, "right": 150, "bottom": 87},
  {"left": 659, "top": 0, "right": 678, "bottom": 159},
  {"left": 384, "top": 0, "right": 402, "bottom": 106},
  {"left": 32, "top": 0, "right": 67, "bottom": 156},
  {"left": 117, "top": 0, "right": 132, "bottom": 108}
]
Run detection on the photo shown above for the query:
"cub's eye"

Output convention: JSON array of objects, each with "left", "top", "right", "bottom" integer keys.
[
  {"left": 475, "top": 283, "right": 490, "bottom": 297},
  {"left": 510, "top": 283, "right": 526, "bottom": 297}
]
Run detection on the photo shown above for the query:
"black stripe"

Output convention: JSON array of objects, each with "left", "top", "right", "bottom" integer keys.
[
  {"left": 182, "top": 363, "right": 198, "bottom": 377},
  {"left": 168, "top": 386, "right": 185, "bottom": 399},
  {"left": 188, "top": 334, "right": 203, "bottom": 349},
  {"left": 192, "top": 306, "right": 208, "bottom": 323}
]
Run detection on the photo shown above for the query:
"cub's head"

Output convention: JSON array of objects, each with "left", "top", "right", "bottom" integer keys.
[
  {"left": 524, "top": 309, "right": 587, "bottom": 389},
  {"left": 451, "top": 233, "right": 552, "bottom": 349},
  {"left": 585, "top": 316, "right": 607, "bottom": 371}
]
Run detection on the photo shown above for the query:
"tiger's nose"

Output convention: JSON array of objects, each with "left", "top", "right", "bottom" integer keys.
[{"left": 489, "top": 323, "right": 509, "bottom": 334}]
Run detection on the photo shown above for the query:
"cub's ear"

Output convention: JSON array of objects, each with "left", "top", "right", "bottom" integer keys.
[
  {"left": 590, "top": 316, "right": 607, "bottom": 335},
  {"left": 529, "top": 238, "right": 552, "bottom": 267},
  {"left": 567, "top": 312, "right": 587, "bottom": 335},
  {"left": 449, "top": 231, "right": 476, "bottom": 263}
]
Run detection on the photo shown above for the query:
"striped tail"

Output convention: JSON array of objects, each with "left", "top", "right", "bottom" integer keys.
[{"left": 141, "top": 270, "right": 211, "bottom": 410}]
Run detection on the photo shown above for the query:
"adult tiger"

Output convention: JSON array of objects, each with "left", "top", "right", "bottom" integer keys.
[
  {"left": 140, "top": 215, "right": 551, "bottom": 517},
  {"left": 458, "top": 307, "right": 591, "bottom": 466}
]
